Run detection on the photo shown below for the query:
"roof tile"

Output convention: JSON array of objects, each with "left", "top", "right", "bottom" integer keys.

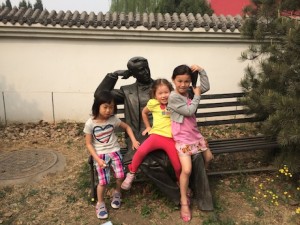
[{"left": 0, "top": 7, "right": 244, "bottom": 31}]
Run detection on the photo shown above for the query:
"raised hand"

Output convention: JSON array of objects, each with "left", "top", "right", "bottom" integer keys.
[{"left": 113, "top": 70, "right": 132, "bottom": 79}]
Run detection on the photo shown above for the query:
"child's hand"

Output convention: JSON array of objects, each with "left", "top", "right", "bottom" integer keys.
[
  {"left": 190, "top": 64, "right": 203, "bottom": 73},
  {"left": 132, "top": 140, "right": 140, "bottom": 150},
  {"left": 142, "top": 127, "right": 151, "bottom": 136},
  {"left": 97, "top": 159, "right": 107, "bottom": 168}
]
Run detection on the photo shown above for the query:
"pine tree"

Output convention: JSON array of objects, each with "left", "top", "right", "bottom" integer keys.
[
  {"left": 5, "top": 0, "right": 12, "bottom": 9},
  {"left": 240, "top": 0, "right": 300, "bottom": 171},
  {"left": 33, "top": 0, "right": 43, "bottom": 10},
  {"left": 19, "top": 0, "right": 28, "bottom": 8},
  {"left": 109, "top": 0, "right": 213, "bottom": 14},
  {"left": 177, "top": 0, "right": 213, "bottom": 15}
]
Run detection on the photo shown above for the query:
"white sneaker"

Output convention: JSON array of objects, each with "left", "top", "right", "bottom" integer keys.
[
  {"left": 96, "top": 202, "right": 108, "bottom": 219},
  {"left": 111, "top": 192, "right": 121, "bottom": 209}
]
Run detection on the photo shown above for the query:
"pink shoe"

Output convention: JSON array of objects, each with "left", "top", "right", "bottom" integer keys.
[{"left": 121, "top": 172, "right": 135, "bottom": 190}]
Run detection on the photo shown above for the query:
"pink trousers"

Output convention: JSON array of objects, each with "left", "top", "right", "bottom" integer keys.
[{"left": 128, "top": 134, "right": 181, "bottom": 180}]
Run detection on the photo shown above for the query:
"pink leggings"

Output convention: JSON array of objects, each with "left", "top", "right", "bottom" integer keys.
[{"left": 128, "top": 134, "right": 181, "bottom": 180}]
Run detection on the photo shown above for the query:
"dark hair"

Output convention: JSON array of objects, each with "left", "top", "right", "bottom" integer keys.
[
  {"left": 171, "top": 64, "right": 192, "bottom": 80},
  {"left": 91, "top": 91, "right": 117, "bottom": 119},
  {"left": 150, "top": 79, "right": 173, "bottom": 98}
]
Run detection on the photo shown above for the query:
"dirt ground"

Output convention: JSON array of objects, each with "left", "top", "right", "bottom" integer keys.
[{"left": 0, "top": 122, "right": 299, "bottom": 225}]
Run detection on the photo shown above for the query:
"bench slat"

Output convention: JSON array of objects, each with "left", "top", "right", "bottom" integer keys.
[
  {"left": 208, "top": 136, "right": 278, "bottom": 154},
  {"left": 199, "top": 101, "right": 241, "bottom": 108},
  {"left": 197, "top": 117, "right": 260, "bottom": 126},
  {"left": 196, "top": 109, "right": 248, "bottom": 118},
  {"left": 209, "top": 140, "right": 277, "bottom": 149},
  {"left": 201, "top": 92, "right": 244, "bottom": 99},
  {"left": 210, "top": 143, "right": 278, "bottom": 154},
  {"left": 209, "top": 136, "right": 272, "bottom": 143},
  {"left": 207, "top": 167, "right": 277, "bottom": 176}
]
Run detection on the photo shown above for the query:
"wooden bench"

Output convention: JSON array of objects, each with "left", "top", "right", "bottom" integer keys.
[
  {"left": 195, "top": 92, "right": 278, "bottom": 175},
  {"left": 88, "top": 92, "right": 279, "bottom": 201}
]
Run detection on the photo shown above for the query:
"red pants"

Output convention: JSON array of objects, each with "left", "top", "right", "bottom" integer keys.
[{"left": 128, "top": 134, "right": 181, "bottom": 180}]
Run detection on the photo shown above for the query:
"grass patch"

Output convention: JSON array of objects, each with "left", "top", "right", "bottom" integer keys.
[
  {"left": 202, "top": 214, "right": 235, "bottom": 225},
  {"left": 251, "top": 165, "right": 300, "bottom": 214},
  {"left": 77, "top": 162, "right": 93, "bottom": 202},
  {"left": 141, "top": 204, "right": 153, "bottom": 218},
  {"left": 28, "top": 189, "right": 39, "bottom": 196},
  {"left": 66, "top": 194, "right": 77, "bottom": 203}
]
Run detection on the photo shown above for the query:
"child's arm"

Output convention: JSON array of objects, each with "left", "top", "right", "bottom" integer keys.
[
  {"left": 190, "top": 65, "right": 210, "bottom": 94},
  {"left": 85, "top": 134, "right": 107, "bottom": 168},
  {"left": 119, "top": 121, "right": 140, "bottom": 150},
  {"left": 199, "top": 69, "right": 210, "bottom": 94},
  {"left": 142, "top": 106, "right": 151, "bottom": 136},
  {"left": 168, "top": 92, "right": 200, "bottom": 117}
]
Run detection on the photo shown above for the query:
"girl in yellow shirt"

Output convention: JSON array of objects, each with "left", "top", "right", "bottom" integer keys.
[{"left": 121, "top": 79, "right": 181, "bottom": 190}]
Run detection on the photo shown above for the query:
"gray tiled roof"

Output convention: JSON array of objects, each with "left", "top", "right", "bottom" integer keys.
[{"left": 0, "top": 6, "right": 243, "bottom": 32}]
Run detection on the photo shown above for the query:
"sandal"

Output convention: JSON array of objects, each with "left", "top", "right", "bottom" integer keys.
[
  {"left": 96, "top": 202, "right": 108, "bottom": 219},
  {"left": 180, "top": 203, "right": 191, "bottom": 222},
  {"left": 111, "top": 192, "right": 121, "bottom": 209}
]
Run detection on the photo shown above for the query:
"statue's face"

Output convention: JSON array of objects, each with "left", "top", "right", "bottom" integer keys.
[
  {"left": 130, "top": 62, "right": 151, "bottom": 85},
  {"left": 132, "top": 66, "right": 151, "bottom": 84}
]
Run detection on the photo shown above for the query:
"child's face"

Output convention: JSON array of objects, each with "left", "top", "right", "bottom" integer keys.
[
  {"left": 99, "top": 102, "right": 114, "bottom": 119},
  {"left": 172, "top": 74, "right": 191, "bottom": 96},
  {"left": 155, "top": 84, "right": 170, "bottom": 105}
]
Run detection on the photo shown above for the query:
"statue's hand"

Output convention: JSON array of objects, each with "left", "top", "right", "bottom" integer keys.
[{"left": 113, "top": 70, "right": 131, "bottom": 79}]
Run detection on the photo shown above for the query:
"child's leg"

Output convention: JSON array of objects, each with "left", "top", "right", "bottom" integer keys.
[
  {"left": 111, "top": 178, "right": 122, "bottom": 209},
  {"left": 95, "top": 154, "right": 111, "bottom": 219},
  {"left": 95, "top": 184, "right": 108, "bottom": 219},
  {"left": 110, "top": 152, "right": 124, "bottom": 209},
  {"left": 123, "top": 134, "right": 180, "bottom": 190},
  {"left": 128, "top": 135, "right": 158, "bottom": 173},
  {"left": 121, "top": 135, "right": 155, "bottom": 190},
  {"left": 178, "top": 155, "right": 192, "bottom": 222},
  {"left": 115, "top": 178, "right": 122, "bottom": 193},
  {"left": 179, "top": 155, "right": 192, "bottom": 204},
  {"left": 110, "top": 152, "right": 125, "bottom": 186},
  {"left": 96, "top": 154, "right": 111, "bottom": 203},
  {"left": 163, "top": 137, "right": 181, "bottom": 181},
  {"left": 202, "top": 148, "right": 214, "bottom": 169},
  {"left": 97, "top": 184, "right": 106, "bottom": 204}
]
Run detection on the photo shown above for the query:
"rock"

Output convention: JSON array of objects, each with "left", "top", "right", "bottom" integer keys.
[
  {"left": 4, "top": 212, "right": 13, "bottom": 217},
  {"left": 224, "top": 180, "right": 231, "bottom": 186},
  {"left": 289, "top": 199, "right": 299, "bottom": 206}
]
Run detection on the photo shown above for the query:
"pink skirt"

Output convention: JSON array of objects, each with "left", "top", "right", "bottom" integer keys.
[{"left": 175, "top": 138, "right": 208, "bottom": 156}]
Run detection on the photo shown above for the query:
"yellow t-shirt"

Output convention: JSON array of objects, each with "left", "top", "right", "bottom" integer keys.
[{"left": 147, "top": 99, "right": 172, "bottom": 138}]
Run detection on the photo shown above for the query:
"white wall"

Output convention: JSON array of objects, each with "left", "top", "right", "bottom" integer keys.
[{"left": 0, "top": 26, "right": 255, "bottom": 124}]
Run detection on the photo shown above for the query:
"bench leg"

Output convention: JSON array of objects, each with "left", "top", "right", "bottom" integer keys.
[{"left": 88, "top": 155, "right": 97, "bottom": 202}]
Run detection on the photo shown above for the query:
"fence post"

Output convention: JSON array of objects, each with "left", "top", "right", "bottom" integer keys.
[
  {"left": 2, "top": 92, "right": 7, "bottom": 125},
  {"left": 52, "top": 92, "right": 56, "bottom": 124}
]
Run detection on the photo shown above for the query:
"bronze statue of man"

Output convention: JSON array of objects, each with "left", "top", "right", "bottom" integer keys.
[{"left": 94, "top": 56, "right": 213, "bottom": 210}]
